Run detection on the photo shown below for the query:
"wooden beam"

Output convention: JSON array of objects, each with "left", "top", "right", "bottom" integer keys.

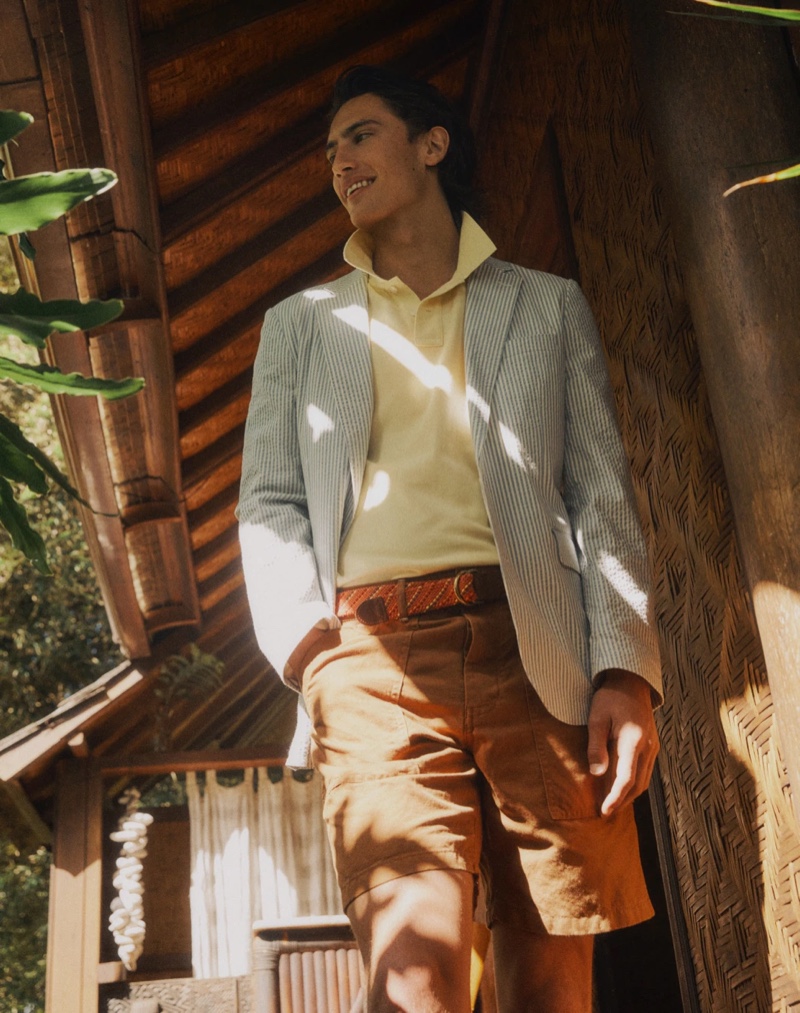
[
  {"left": 172, "top": 245, "right": 345, "bottom": 404},
  {"left": 0, "top": 664, "right": 148, "bottom": 785},
  {"left": 96, "top": 962, "right": 125, "bottom": 984},
  {"left": 648, "top": 767, "right": 703, "bottom": 1013},
  {"left": 160, "top": 110, "right": 330, "bottom": 245},
  {"left": 0, "top": 15, "right": 151, "bottom": 658},
  {"left": 75, "top": 0, "right": 202, "bottom": 642},
  {"left": 467, "top": 0, "right": 508, "bottom": 140},
  {"left": 142, "top": 0, "right": 292, "bottom": 68},
  {"left": 626, "top": 0, "right": 800, "bottom": 822},
  {"left": 178, "top": 370, "right": 253, "bottom": 460},
  {"left": 192, "top": 522, "right": 242, "bottom": 584},
  {"left": 68, "top": 733, "right": 90, "bottom": 758},
  {"left": 167, "top": 190, "right": 338, "bottom": 321},
  {"left": 0, "top": 778, "right": 52, "bottom": 848},
  {"left": 99, "top": 747, "right": 287, "bottom": 776},
  {"left": 150, "top": 0, "right": 475, "bottom": 159},
  {"left": 46, "top": 759, "right": 103, "bottom": 1013},
  {"left": 48, "top": 331, "right": 151, "bottom": 658}
]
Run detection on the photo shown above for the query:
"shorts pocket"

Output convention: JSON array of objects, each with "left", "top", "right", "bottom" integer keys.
[
  {"left": 303, "top": 622, "right": 413, "bottom": 767},
  {"left": 526, "top": 685, "right": 602, "bottom": 820},
  {"left": 297, "top": 628, "right": 342, "bottom": 696}
]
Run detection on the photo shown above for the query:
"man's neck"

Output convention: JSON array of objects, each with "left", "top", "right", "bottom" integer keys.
[{"left": 370, "top": 201, "right": 460, "bottom": 301}]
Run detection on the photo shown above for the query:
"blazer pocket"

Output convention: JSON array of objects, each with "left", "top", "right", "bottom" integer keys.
[{"left": 552, "top": 519, "right": 581, "bottom": 573}]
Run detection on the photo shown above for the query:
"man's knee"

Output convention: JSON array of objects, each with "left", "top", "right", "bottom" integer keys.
[{"left": 347, "top": 870, "right": 474, "bottom": 1013}]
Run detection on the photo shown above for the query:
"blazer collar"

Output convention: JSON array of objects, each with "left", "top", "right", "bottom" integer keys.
[{"left": 313, "top": 271, "right": 373, "bottom": 500}]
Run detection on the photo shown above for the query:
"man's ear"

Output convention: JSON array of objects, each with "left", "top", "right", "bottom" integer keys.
[{"left": 423, "top": 125, "right": 450, "bottom": 167}]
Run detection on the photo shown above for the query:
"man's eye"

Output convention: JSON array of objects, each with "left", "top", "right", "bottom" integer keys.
[{"left": 354, "top": 132, "right": 370, "bottom": 143}]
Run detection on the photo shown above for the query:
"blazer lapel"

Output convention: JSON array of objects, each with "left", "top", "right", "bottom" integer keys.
[
  {"left": 464, "top": 259, "right": 521, "bottom": 459},
  {"left": 314, "top": 272, "right": 373, "bottom": 501}
]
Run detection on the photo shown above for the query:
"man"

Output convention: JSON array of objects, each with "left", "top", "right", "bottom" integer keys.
[{"left": 238, "top": 65, "right": 662, "bottom": 1012}]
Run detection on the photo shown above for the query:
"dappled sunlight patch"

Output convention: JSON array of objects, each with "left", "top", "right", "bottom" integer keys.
[
  {"left": 363, "top": 469, "right": 390, "bottom": 512},
  {"left": 498, "top": 421, "right": 537, "bottom": 473},
  {"left": 466, "top": 385, "right": 490, "bottom": 422},
  {"left": 598, "top": 552, "right": 649, "bottom": 621},
  {"left": 306, "top": 403, "right": 335, "bottom": 442},
  {"left": 370, "top": 320, "right": 453, "bottom": 394},
  {"left": 333, "top": 303, "right": 369, "bottom": 334}
]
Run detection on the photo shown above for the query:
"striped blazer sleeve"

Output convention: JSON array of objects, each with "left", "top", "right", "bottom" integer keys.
[
  {"left": 237, "top": 302, "right": 339, "bottom": 682},
  {"left": 560, "top": 280, "right": 661, "bottom": 689}
]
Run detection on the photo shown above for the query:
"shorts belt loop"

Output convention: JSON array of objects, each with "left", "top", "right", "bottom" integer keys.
[{"left": 396, "top": 578, "right": 408, "bottom": 621}]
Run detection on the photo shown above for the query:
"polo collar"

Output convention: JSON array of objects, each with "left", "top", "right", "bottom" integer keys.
[{"left": 343, "top": 213, "right": 497, "bottom": 298}]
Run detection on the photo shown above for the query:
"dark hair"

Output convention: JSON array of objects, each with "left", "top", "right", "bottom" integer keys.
[{"left": 329, "top": 65, "right": 479, "bottom": 225}]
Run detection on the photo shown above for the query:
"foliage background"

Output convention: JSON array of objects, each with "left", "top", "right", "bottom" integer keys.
[{"left": 0, "top": 234, "right": 120, "bottom": 1012}]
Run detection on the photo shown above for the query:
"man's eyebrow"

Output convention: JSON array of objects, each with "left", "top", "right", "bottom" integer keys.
[{"left": 325, "top": 118, "right": 381, "bottom": 152}]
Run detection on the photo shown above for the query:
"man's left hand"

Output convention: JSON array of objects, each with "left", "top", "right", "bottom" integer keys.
[{"left": 587, "top": 669, "right": 659, "bottom": 817}]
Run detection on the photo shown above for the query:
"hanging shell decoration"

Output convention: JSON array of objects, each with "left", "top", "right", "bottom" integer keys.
[{"left": 108, "top": 787, "right": 154, "bottom": 971}]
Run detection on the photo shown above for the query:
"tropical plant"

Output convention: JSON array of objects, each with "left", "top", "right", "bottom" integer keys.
[
  {"left": 0, "top": 837, "right": 49, "bottom": 1013},
  {"left": 0, "top": 109, "right": 144, "bottom": 573},
  {"left": 0, "top": 251, "right": 120, "bottom": 1013},
  {"left": 692, "top": 0, "right": 800, "bottom": 194},
  {"left": 152, "top": 644, "right": 226, "bottom": 751}
]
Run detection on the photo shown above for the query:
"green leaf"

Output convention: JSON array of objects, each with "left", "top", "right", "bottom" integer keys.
[
  {"left": 0, "top": 357, "right": 145, "bottom": 399},
  {"left": 0, "top": 289, "right": 124, "bottom": 348},
  {"left": 725, "top": 160, "right": 800, "bottom": 195},
  {"left": 0, "top": 169, "right": 117, "bottom": 235},
  {"left": 692, "top": 0, "right": 800, "bottom": 19},
  {"left": 0, "top": 476, "right": 50, "bottom": 574},
  {"left": 0, "top": 414, "right": 89, "bottom": 507},
  {"left": 0, "top": 431, "right": 48, "bottom": 494},
  {"left": 0, "top": 111, "right": 33, "bottom": 147}
]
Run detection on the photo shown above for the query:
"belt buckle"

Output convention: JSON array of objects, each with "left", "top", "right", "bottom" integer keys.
[{"left": 453, "top": 569, "right": 478, "bottom": 605}]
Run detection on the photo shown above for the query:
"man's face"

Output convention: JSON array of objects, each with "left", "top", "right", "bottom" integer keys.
[{"left": 326, "top": 93, "right": 440, "bottom": 232}]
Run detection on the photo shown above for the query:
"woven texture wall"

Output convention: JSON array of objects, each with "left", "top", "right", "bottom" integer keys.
[{"left": 480, "top": 1, "right": 800, "bottom": 1009}]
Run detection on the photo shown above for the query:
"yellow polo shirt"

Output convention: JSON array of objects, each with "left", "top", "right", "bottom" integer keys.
[{"left": 337, "top": 214, "right": 501, "bottom": 587}]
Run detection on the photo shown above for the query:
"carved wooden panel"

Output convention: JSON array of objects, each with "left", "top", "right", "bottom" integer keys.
[{"left": 103, "top": 975, "right": 253, "bottom": 1013}]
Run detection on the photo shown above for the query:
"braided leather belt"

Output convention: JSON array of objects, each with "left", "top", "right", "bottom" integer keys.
[{"left": 336, "top": 566, "right": 505, "bottom": 625}]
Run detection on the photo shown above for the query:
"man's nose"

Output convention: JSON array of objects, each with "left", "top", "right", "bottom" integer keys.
[{"left": 332, "top": 147, "right": 354, "bottom": 175}]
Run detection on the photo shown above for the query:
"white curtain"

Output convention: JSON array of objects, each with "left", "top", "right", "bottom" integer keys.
[{"left": 186, "top": 767, "right": 341, "bottom": 978}]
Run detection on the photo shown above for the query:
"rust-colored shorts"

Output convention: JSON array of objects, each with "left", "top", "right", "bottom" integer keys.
[{"left": 299, "top": 600, "right": 654, "bottom": 935}]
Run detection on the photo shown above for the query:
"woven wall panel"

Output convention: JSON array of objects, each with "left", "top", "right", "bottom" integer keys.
[{"left": 481, "top": 0, "right": 800, "bottom": 1008}]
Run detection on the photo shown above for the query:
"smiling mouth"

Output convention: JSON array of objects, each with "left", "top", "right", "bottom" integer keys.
[{"left": 345, "top": 179, "right": 375, "bottom": 199}]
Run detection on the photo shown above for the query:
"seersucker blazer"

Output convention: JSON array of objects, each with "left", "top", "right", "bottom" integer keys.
[{"left": 238, "top": 256, "right": 662, "bottom": 766}]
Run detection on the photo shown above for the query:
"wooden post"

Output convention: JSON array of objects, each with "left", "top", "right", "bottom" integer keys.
[
  {"left": 625, "top": 0, "right": 800, "bottom": 821},
  {"left": 46, "top": 759, "right": 103, "bottom": 1013}
]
